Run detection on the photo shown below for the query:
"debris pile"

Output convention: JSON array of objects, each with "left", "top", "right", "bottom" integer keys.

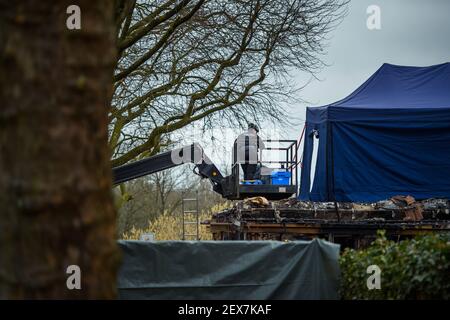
[
  {"left": 207, "top": 196, "right": 450, "bottom": 247},
  {"left": 213, "top": 195, "right": 450, "bottom": 223}
]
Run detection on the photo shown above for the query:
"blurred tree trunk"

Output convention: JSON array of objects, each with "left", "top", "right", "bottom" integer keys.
[{"left": 0, "top": 1, "right": 119, "bottom": 298}]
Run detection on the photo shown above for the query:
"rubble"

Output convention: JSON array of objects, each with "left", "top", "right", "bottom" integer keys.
[
  {"left": 216, "top": 195, "right": 450, "bottom": 221},
  {"left": 243, "top": 196, "right": 270, "bottom": 208},
  {"left": 206, "top": 195, "right": 450, "bottom": 248}
]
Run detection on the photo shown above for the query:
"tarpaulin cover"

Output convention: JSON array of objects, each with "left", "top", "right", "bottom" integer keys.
[
  {"left": 117, "top": 239, "right": 341, "bottom": 300},
  {"left": 299, "top": 62, "right": 450, "bottom": 202}
]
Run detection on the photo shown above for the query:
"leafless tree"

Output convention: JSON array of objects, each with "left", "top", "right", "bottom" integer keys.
[
  {"left": 116, "top": 165, "right": 197, "bottom": 235},
  {"left": 111, "top": 0, "right": 348, "bottom": 167}
]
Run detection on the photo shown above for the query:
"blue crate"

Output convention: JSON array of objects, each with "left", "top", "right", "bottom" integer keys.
[
  {"left": 270, "top": 171, "right": 291, "bottom": 185},
  {"left": 241, "top": 179, "right": 263, "bottom": 185}
]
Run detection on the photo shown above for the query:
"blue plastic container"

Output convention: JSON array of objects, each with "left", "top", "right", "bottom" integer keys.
[
  {"left": 270, "top": 171, "right": 291, "bottom": 185},
  {"left": 241, "top": 179, "right": 263, "bottom": 185}
]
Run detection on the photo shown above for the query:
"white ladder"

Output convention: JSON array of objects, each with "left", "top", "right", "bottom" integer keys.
[{"left": 181, "top": 191, "right": 199, "bottom": 240}]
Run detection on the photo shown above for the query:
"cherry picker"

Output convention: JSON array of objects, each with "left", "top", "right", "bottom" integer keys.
[{"left": 112, "top": 140, "right": 299, "bottom": 200}]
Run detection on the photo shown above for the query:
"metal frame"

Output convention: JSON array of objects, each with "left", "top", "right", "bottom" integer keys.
[
  {"left": 260, "top": 139, "right": 299, "bottom": 197},
  {"left": 231, "top": 139, "right": 299, "bottom": 199}
]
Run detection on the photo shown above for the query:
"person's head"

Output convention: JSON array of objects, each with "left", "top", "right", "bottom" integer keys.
[{"left": 248, "top": 122, "right": 259, "bottom": 133}]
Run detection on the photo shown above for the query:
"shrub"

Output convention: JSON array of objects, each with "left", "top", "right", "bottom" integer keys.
[{"left": 339, "top": 231, "right": 450, "bottom": 299}]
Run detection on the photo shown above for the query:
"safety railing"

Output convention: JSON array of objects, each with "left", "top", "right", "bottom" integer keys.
[{"left": 231, "top": 139, "right": 299, "bottom": 197}]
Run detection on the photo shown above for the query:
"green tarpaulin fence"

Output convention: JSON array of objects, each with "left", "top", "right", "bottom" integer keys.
[{"left": 118, "top": 239, "right": 341, "bottom": 300}]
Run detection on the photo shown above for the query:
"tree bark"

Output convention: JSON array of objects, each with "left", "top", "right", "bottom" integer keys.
[{"left": 0, "top": 1, "right": 119, "bottom": 298}]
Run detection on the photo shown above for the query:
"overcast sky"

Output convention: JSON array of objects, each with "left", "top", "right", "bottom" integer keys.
[
  {"left": 189, "top": 0, "right": 450, "bottom": 173},
  {"left": 288, "top": 0, "right": 450, "bottom": 126}
]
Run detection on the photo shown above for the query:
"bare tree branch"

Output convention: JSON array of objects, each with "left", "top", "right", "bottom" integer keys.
[{"left": 110, "top": 0, "right": 349, "bottom": 166}]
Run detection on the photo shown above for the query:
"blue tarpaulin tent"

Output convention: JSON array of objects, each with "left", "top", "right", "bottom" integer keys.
[{"left": 299, "top": 62, "right": 450, "bottom": 202}]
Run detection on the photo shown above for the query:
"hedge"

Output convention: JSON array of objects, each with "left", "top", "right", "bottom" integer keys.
[{"left": 339, "top": 231, "right": 450, "bottom": 299}]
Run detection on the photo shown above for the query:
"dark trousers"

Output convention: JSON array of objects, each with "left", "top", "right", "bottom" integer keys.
[{"left": 241, "top": 163, "right": 257, "bottom": 180}]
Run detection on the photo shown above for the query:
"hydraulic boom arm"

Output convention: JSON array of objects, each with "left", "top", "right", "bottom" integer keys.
[
  {"left": 112, "top": 140, "right": 298, "bottom": 200},
  {"left": 112, "top": 144, "right": 226, "bottom": 195}
]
